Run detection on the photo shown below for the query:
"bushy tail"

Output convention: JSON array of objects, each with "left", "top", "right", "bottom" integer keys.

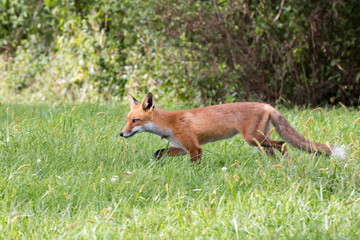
[{"left": 270, "top": 110, "right": 345, "bottom": 158}]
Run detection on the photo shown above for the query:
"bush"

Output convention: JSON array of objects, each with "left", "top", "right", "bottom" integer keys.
[{"left": 1, "top": 0, "right": 359, "bottom": 105}]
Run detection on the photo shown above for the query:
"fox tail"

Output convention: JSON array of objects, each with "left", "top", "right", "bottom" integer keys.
[{"left": 270, "top": 110, "right": 346, "bottom": 159}]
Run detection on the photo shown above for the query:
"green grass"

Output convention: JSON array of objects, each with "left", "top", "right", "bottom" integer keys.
[{"left": 0, "top": 103, "right": 359, "bottom": 239}]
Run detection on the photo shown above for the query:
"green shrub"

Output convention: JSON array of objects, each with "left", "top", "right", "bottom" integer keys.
[{"left": 1, "top": 0, "right": 359, "bottom": 105}]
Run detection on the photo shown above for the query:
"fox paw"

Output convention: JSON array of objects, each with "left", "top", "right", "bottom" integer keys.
[{"left": 154, "top": 149, "right": 166, "bottom": 160}]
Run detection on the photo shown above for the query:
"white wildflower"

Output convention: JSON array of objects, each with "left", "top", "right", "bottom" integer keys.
[{"left": 111, "top": 175, "right": 119, "bottom": 183}]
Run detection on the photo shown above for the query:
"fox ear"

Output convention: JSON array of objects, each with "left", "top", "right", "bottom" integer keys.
[
  {"left": 128, "top": 93, "right": 140, "bottom": 108},
  {"left": 141, "top": 92, "right": 155, "bottom": 111}
]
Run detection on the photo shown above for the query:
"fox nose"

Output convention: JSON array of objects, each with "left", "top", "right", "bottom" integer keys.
[{"left": 119, "top": 132, "right": 124, "bottom": 137}]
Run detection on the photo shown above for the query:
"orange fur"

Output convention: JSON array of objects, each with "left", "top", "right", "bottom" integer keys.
[{"left": 120, "top": 92, "right": 336, "bottom": 163}]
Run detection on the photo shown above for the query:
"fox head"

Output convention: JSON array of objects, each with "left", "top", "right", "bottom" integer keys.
[{"left": 119, "top": 92, "right": 155, "bottom": 138}]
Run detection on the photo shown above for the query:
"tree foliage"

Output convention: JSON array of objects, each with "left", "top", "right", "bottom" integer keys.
[{"left": 1, "top": 0, "right": 359, "bottom": 105}]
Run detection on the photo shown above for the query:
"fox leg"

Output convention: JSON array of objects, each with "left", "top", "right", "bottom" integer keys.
[
  {"left": 240, "top": 114, "right": 288, "bottom": 156},
  {"left": 257, "top": 146, "right": 275, "bottom": 157},
  {"left": 261, "top": 138, "right": 287, "bottom": 156},
  {"left": 154, "top": 145, "right": 202, "bottom": 163},
  {"left": 184, "top": 140, "right": 203, "bottom": 164},
  {"left": 169, "top": 133, "right": 203, "bottom": 164},
  {"left": 251, "top": 134, "right": 287, "bottom": 156},
  {"left": 188, "top": 147, "right": 203, "bottom": 163},
  {"left": 261, "top": 116, "right": 288, "bottom": 156},
  {"left": 154, "top": 147, "right": 187, "bottom": 160}
]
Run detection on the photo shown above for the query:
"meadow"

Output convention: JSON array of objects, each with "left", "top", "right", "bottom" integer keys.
[{"left": 0, "top": 103, "right": 359, "bottom": 239}]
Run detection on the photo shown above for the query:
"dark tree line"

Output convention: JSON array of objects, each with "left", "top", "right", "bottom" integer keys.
[{"left": 1, "top": 0, "right": 359, "bottom": 105}]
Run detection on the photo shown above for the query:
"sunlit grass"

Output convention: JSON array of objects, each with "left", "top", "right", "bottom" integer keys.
[{"left": 0, "top": 103, "right": 359, "bottom": 239}]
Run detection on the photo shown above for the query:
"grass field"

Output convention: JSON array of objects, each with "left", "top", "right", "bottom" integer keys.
[{"left": 0, "top": 103, "right": 359, "bottom": 239}]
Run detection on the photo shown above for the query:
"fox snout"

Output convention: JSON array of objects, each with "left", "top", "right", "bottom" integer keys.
[
  {"left": 119, "top": 131, "right": 133, "bottom": 138},
  {"left": 119, "top": 128, "right": 141, "bottom": 138},
  {"left": 120, "top": 131, "right": 133, "bottom": 138}
]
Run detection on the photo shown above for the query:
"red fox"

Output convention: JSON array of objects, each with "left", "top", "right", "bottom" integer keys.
[{"left": 120, "top": 92, "right": 345, "bottom": 163}]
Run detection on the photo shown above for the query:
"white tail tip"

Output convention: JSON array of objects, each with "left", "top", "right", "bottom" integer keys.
[{"left": 332, "top": 146, "right": 346, "bottom": 159}]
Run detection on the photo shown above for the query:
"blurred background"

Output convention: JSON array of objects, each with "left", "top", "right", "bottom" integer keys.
[{"left": 0, "top": 0, "right": 359, "bottom": 106}]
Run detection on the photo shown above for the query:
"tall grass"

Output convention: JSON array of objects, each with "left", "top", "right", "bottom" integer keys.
[{"left": 0, "top": 103, "right": 359, "bottom": 239}]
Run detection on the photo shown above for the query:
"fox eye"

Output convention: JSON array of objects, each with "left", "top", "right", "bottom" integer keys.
[{"left": 132, "top": 119, "right": 140, "bottom": 123}]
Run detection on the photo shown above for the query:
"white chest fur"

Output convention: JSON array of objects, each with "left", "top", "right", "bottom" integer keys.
[{"left": 143, "top": 123, "right": 186, "bottom": 151}]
